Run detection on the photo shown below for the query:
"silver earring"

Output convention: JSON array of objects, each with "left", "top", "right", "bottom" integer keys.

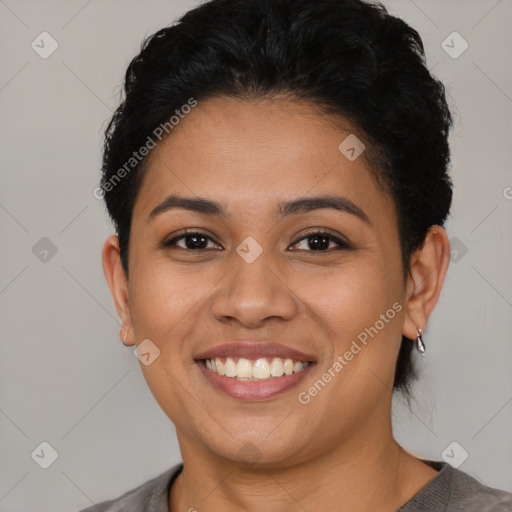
[{"left": 415, "top": 328, "right": 426, "bottom": 355}]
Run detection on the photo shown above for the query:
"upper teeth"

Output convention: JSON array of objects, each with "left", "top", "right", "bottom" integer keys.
[{"left": 205, "top": 357, "right": 309, "bottom": 380}]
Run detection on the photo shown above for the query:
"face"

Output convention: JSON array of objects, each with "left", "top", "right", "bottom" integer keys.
[{"left": 104, "top": 96, "right": 432, "bottom": 468}]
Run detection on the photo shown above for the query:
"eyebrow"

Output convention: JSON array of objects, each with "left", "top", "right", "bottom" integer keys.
[{"left": 148, "top": 193, "right": 371, "bottom": 226}]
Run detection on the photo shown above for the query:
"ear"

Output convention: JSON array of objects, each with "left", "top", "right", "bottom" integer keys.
[
  {"left": 402, "top": 225, "right": 451, "bottom": 340},
  {"left": 101, "top": 234, "right": 135, "bottom": 346}
]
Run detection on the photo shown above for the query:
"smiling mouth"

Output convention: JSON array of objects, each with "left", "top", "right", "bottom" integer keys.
[{"left": 198, "top": 356, "right": 313, "bottom": 381}]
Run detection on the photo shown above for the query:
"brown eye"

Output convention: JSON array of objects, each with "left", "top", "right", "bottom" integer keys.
[
  {"left": 162, "top": 230, "right": 221, "bottom": 251},
  {"left": 290, "top": 230, "right": 351, "bottom": 252}
]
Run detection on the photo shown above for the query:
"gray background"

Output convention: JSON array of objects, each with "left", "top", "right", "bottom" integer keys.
[{"left": 0, "top": 0, "right": 511, "bottom": 510}]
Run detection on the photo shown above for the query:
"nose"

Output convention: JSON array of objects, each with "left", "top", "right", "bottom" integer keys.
[{"left": 210, "top": 246, "right": 299, "bottom": 329}]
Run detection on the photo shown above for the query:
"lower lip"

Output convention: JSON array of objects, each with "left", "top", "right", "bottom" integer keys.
[{"left": 196, "top": 360, "right": 316, "bottom": 401}]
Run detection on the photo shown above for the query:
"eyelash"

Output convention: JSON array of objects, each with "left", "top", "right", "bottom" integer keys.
[{"left": 162, "top": 228, "right": 351, "bottom": 252}]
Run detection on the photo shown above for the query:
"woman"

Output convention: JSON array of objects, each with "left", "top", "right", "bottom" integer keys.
[{"left": 82, "top": 0, "right": 512, "bottom": 510}]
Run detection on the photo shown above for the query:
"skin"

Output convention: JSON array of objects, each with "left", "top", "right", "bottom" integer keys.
[{"left": 102, "top": 96, "right": 451, "bottom": 512}]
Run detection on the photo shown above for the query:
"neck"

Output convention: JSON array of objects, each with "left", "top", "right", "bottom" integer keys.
[{"left": 169, "top": 416, "right": 438, "bottom": 512}]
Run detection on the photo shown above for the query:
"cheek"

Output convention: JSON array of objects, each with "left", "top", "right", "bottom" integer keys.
[
  {"left": 128, "top": 257, "right": 224, "bottom": 370},
  {"left": 300, "top": 257, "right": 399, "bottom": 334},
  {"left": 128, "top": 262, "right": 203, "bottom": 424},
  {"left": 129, "top": 259, "right": 197, "bottom": 326},
  {"left": 303, "top": 257, "right": 403, "bottom": 384},
  {"left": 126, "top": 263, "right": 189, "bottom": 369}
]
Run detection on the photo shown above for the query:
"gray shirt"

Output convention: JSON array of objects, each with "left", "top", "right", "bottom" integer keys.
[{"left": 77, "top": 459, "right": 512, "bottom": 511}]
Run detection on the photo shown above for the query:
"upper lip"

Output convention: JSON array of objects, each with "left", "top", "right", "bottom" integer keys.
[{"left": 194, "top": 342, "right": 316, "bottom": 362}]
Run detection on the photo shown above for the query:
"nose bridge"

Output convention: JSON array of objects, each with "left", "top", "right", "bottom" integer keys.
[
  {"left": 231, "top": 236, "right": 280, "bottom": 301},
  {"left": 210, "top": 236, "right": 297, "bottom": 325}
]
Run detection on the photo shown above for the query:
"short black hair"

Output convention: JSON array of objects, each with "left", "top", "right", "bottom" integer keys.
[{"left": 99, "top": 0, "right": 454, "bottom": 397}]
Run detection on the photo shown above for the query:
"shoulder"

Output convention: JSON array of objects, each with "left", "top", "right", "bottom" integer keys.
[
  {"left": 398, "top": 460, "right": 512, "bottom": 512},
  {"left": 448, "top": 463, "right": 512, "bottom": 511},
  {"left": 75, "top": 463, "right": 183, "bottom": 512}
]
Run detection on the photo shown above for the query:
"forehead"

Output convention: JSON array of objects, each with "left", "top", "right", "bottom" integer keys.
[{"left": 132, "top": 96, "right": 394, "bottom": 225}]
